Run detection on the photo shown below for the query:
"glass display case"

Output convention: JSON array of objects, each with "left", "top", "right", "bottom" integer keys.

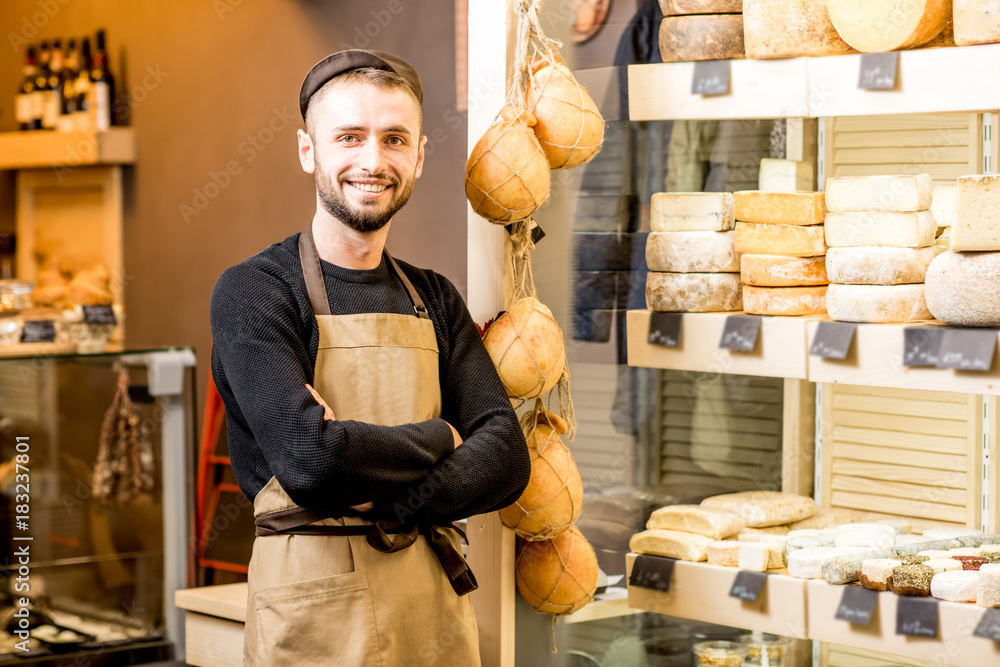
[{"left": 0, "top": 347, "right": 195, "bottom": 665}]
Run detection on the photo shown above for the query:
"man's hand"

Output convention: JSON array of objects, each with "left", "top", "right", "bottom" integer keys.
[
  {"left": 447, "top": 422, "right": 463, "bottom": 449},
  {"left": 305, "top": 384, "right": 373, "bottom": 512}
]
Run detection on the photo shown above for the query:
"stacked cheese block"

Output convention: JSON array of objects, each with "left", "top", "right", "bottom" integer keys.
[
  {"left": 646, "top": 193, "right": 743, "bottom": 313},
  {"left": 823, "top": 174, "right": 944, "bottom": 323},
  {"left": 759, "top": 157, "right": 815, "bottom": 193},
  {"left": 930, "top": 182, "right": 957, "bottom": 248},
  {"left": 742, "top": 0, "right": 855, "bottom": 58},
  {"left": 658, "top": 0, "right": 745, "bottom": 62},
  {"left": 733, "top": 191, "right": 829, "bottom": 315},
  {"left": 926, "top": 174, "right": 1000, "bottom": 327},
  {"left": 955, "top": 0, "right": 1000, "bottom": 45}
]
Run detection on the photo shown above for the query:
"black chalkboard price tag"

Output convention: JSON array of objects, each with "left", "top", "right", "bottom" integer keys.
[
  {"left": 903, "top": 327, "right": 945, "bottom": 367},
  {"left": 858, "top": 52, "right": 899, "bottom": 90},
  {"left": 719, "top": 315, "right": 761, "bottom": 352},
  {"left": 896, "top": 597, "right": 939, "bottom": 638},
  {"left": 835, "top": 586, "right": 878, "bottom": 626},
  {"left": 20, "top": 319, "right": 56, "bottom": 344},
  {"left": 648, "top": 312, "right": 683, "bottom": 348},
  {"left": 935, "top": 329, "right": 997, "bottom": 372},
  {"left": 504, "top": 222, "right": 545, "bottom": 245},
  {"left": 809, "top": 321, "right": 857, "bottom": 360},
  {"left": 82, "top": 305, "right": 117, "bottom": 325},
  {"left": 628, "top": 554, "right": 675, "bottom": 592},
  {"left": 974, "top": 607, "right": 1000, "bottom": 641},
  {"left": 691, "top": 60, "right": 731, "bottom": 96},
  {"left": 729, "top": 571, "right": 767, "bottom": 602}
]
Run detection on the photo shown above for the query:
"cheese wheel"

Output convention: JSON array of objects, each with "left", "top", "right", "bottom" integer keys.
[
  {"left": 651, "top": 192, "right": 735, "bottom": 232},
  {"left": 825, "top": 174, "right": 933, "bottom": 213},
  {"left": 741, "top": 255, "right": 828, "bottom": 287},
  {"left": 659, "top": 0, "right": 742, "bottom": 15},
  {"left": 743, "top": 285, "right": 827, "bottom": 316},
  {"left": 759, "top": 158, "right": 815, "bottom": 192},
  {"left": 952, "top": 174, "right": 1000, "bottom": 251},
  {"left": 629, "top": 529, "right": 712, "bottom": 561},
  {"left": 516, "top": 526, "right": 598, "bottom": 615},
  {"left": 826, "top": 283, "right": 932, "bottom": 323},
  {"left": 646, "top": 231, "right": 740, "bottom": 273},
  {"left": 646, "top": 272, "right": 743, "bottom": 312},
  {"left": 743, "top": 0, "right": 856, "bottom": 58},
  {"left": 825, "top": 246, "right": 946, "bottom": 285},
  {"left": 734, "top": 222, "right": 828, "bottom": 257},
  {"left": 525, "top": 62, "right": 604, "bottom": 170},
  {"left": 931, "top": 183, "right": 958, "bottom": 227},
  {"left": 925, "top": 250, "right": 1000, "bottom": 327},
  {"left": 482, "top": 297, "right": 565, "bottom": 399},
  {"left": 824, "top": 211, "right": 937, "bottom": 249},
  {"left": 735, "top": 191, "right": 827, "bottom": 226},
  {"left": 932, "top": 570, "right": 980, "bottom": 602},
  {"left": 825, "top": 0, "right": 950, "bottom": 52},
  {"left": 788, "top": 546, "right": 867, "bottom": 580},
  {"left": 955, "top": 0, "right": 1000, "bottom": 45},
  {"left": 658, "top": 15, "right": 746, "bottom": 63}
]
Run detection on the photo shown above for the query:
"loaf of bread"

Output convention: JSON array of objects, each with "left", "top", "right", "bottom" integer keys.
[
  {"left": 629, "top": 529, "right": 711, "bottom": 562},
  {"left": 701, "top": 491, "right": 817, "bottom": 528},
  {"left": 647, "top": 504, "right": 745, "bottom": 540}
]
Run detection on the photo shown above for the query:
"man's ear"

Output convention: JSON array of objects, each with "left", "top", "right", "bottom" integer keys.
[
  {"left": 297, "top": 129, "right": 316, "bottom": 174},
  {"left": 414, "top": 134, "right": 428, "bottom": 179}
]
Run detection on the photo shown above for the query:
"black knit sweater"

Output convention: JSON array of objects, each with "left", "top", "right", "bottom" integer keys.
[{"left": 210, "top": 232, "right": 530, "bottom": 525}]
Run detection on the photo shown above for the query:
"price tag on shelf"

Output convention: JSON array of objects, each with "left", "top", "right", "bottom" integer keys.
[
  {"left": 729, "top": 571, "right": 767, "bottom": 602},
  {"left": 718, "top": 315, "right": 761, "bottom": 352},
  {"left": 82, "top": 305, "right": 117, "bottom": 325},
  {"left": 648, "top": 312, "right": 683, "bottom": 348},
  {"left": 858, "top": 52, "right": 899, "bottom": 90},
  {"left": 896, "top": 597, "right": 939, "bottom": 638},
  {"left": 20, "top": 319, "right": 56, "bottom": 344},
  {"left": 835, "top": 586, "right": 878, "bottom": 626},
  {"left": 809, "top": 321, "right": 857, "bottom": 360},
  {"left": 935, "top": 329, "right": 997, "bottom": 371},
  {"left": 974, "top": 607, "right": 1000, "bottom": 641},
  {"left": 903, "top": 327, "right": 945, "bottom": 367},
  {"left": 691, "top": 60, "right": 730, "bottom": 96},
  {"left": 628, "top": 554, "right": 675, "bottom": 592}
]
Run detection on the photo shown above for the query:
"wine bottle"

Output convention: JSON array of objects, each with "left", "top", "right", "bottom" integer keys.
[
  {"left": 75, "top": 37, "right": 93, "bottom": 130},
  {"left": 32, "top": 40, "right": 50, "bottom": 130},
  {"left": 41, "top": 38, "right": 62, "bottom": 130},
  {"left": 91, "top": 29, "right": 114, "bottom": 130},
  {"left": 15, "top": 46, "right": 38, "bottom": 132},
  {"left": 58, "top": 38, "right": 78, "bottom": 131}
]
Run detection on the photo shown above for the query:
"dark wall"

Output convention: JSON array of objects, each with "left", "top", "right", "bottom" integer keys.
[{"left": 0, "top": 0, "right": 468, "bottom": 406}]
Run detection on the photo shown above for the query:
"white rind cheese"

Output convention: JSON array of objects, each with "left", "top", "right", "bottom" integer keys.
[
  {"left": 742, "top": 285, "right": 827, "bottom": 316},
  {"left": 925, "top": 250, "right": 1000, "bottom": 327},
  {"left": 739, "top": 542, "right": 770, "bottom": 572},
  {"left": 825, "top": 174, "right": 933, "bottom": 213},
  {"left": 788, "top": 546, "right": 868, "bottom": 580},
  {"left": 931, "top": 183, "right": 958, "bottom": 227},
  {"left": 826, "top": 283, "right": 932, "bottom": 323},
  {"left": 707, "top": 540, "right": 742, "bottom": 567},
  {"left": 651, "top": 192, "right": 735, "bottom": 232},
  {"left": 954, "top": 0, "right": 1000, "bottom": 46},
  {"left": 835, "top": 524, "right": 897, "bottom": 548},
  {"left": 825, "top": 0, "right": 951, "bottom": 53},
  {"left": 759, "top": 158, "right": 815, "bottom": 192},
  {"left": 825, "top": 246, "right": 946, "bottom": 285},
  {"left": 646, "top": 272, "right": 743, "bottom": 312},
  {"left": 952, "top": 174, "right": 1000, "bottom": 251},
  {"left": 741, "top": 254, "right": 829, "bottom": 287},
  {"left": 646, "top": 231, "right": 740, "bottom": 273},
  {"left": 932, "top": 570, "right": 980, "bottom": 602},
  {"left": 734, "top": 191, "right": 827, "bottom": 226},
  {"left": 824, "top": 210, "right": 937, "bottom": 248},
  {"left": 734, "top": 222, "right": 828, "bottom": 257}
]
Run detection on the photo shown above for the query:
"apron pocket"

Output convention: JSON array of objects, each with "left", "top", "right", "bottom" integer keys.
[{"left": 254, "top": 570, "right": 382, "bottom": 666}]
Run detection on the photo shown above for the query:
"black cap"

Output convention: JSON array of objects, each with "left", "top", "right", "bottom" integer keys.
[{"left": 299, "top": 49, "right": 423, "bottom": 121}]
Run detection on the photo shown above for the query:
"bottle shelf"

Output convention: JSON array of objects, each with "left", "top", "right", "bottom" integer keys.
[{"left": 0, "top": 127, "right": 135, "bottom": 169}]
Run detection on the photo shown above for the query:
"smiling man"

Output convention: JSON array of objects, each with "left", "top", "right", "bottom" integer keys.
[{"left": 209, "top": 50, "right": 530, "bottom": 666}]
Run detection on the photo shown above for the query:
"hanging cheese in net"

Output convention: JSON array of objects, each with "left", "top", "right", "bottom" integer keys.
[
  {"left": 499, "top": 409, "right": 582, "bottom": 540},
  {"left": 483, "top": 295, "right": 566, "bottom": 400},
  {"left": 525, "top": 56, "right": 604, "bottom": 169},
  {"left": 515, "top": 525, "right": 598, "bottom": 615},
  {"left": 465, "top": 105, "right": 551, "bottom": 224}
]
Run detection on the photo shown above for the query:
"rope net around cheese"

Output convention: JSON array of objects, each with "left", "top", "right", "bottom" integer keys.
[
  {"left": 499, "top": 411, "right": 582, "bottom": 540},
  {"left": 515, "top": 525, "right": 598, "bottom": 615},
  {"left": 525, "top": 60, "right": 604, "bottom": 170},
  {"left": 483, "top": 296, "right": 566, "bottom": 400}
]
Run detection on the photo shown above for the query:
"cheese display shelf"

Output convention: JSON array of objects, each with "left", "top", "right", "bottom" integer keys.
[
  {"left": 627, "top": 310, "right": 1000, "bottom": 397},
  {"left": 625, "top": 555, "right": 809, "bottom": 639},
  {"left": 629, "top": 43, "right": 1000, "bottom": 121}
]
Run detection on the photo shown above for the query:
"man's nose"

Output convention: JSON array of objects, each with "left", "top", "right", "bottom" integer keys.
[{"left": 358, "top": 139, "right": 387, "bottom": 174}]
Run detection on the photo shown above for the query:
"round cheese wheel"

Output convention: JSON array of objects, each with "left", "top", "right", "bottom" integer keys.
[
  {"left": 525, "top": 62, "right": 604, "bottom": 170},
  {"left": 825, "top": 0, "right": 950, "bottom": 53},
  {"left": 483, "top": 297, "right": 566, "bottom": 399},
  {"left": 925, "top": 250, "right": 1000, "bottom": 327},
  {"left": 499, "top": 412, "right": 582, "bottom": 540},
  {"left": 515, "top": 525, "right": 598, "bottom": 615},
  {"left": 465, "top": 106, "right": 551, "bottom": 223}
]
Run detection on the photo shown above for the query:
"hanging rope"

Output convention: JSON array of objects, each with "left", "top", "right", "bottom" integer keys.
[{"left": 93, "top": 363, "right": 154, "bottom": 505}]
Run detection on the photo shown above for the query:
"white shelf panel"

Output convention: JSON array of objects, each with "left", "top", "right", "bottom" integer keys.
[
  {"left": 562, "top": 597, "right": 640, "bottom": 625},
  {"left": 626, "top": 309, "right": 811, "bottom": 380},
  {"left": 807, "top": 579, "right": 1000, "bottom": 667}
]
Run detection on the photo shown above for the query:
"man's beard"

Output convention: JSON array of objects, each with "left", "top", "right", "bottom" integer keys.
[{"left": 315, "top": 163, "right": 415, "bottom": 234}]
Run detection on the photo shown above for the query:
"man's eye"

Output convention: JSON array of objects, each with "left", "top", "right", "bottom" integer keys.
[
  {"left": 388, "top": 136, "right": 404, "bottom": 146},
  {"left": 342, "top": 136, "right": 357, "bottom": 143}
]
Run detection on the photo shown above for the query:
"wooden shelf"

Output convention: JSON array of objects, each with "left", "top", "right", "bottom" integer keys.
[
  {"left": 627, "top": 310, "right": 1000, "bottom": 396},
  {"left": 626, "top": 555, "right": 809, "bottom": 638},
  {"left": 628, "top": 43, "right": 1000, "bottom": 121},
  {"left": 0, "top": 128, "right": 135, "bottom": 169},
  {"left": 175, "top": 582, "right": 247, "bottom": 623},
  {"left": 562, "top": 596, "right": 639, "bottom": 625}
]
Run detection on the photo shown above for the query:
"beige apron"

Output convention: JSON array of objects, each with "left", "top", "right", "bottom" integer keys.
[{"left": 243, "top": 223, "right": 480, "bottom": 667}]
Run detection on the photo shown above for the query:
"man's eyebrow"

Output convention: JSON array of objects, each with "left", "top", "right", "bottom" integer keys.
[{"left": 329, "top": 124, "right": 414, "bottom": 136}]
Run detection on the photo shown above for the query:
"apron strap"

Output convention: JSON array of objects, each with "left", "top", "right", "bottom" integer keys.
[{"left": 298, "top": 222, "right": 429, "bottom": 319}]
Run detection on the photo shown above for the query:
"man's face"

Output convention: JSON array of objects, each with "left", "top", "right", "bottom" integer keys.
[{"left": 306, "top": 81, "right": 425, "bottom": 234}]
